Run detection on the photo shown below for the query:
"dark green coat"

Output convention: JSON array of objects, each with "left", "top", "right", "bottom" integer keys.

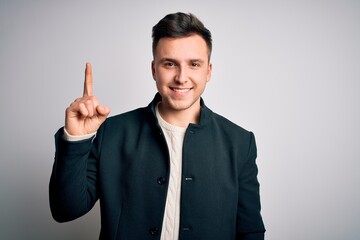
[{"left": 50, "top": 93, "right": 265, "bottom": 240}]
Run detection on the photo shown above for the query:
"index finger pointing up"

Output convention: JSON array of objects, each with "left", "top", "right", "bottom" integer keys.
[{"left": 83, "top": 62, "right": 93, "bottom": 96}]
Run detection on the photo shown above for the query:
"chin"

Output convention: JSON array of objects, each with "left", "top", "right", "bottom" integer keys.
[{"left": 169, "top": 99, "right": 198, "bottom": 111}]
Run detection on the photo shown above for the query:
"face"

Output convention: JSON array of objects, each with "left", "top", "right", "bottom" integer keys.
[{"left": 152, "top": 34, "right": 212, "bottom": 116}]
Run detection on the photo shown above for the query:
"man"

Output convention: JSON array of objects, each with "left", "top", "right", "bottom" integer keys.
[{"left": 50, "top": 12, "right": 265, "bottom": 240}]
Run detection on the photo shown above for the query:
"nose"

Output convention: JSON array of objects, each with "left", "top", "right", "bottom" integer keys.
[{"left": 175, "top": 66, "right": 188, "bottom": 84}]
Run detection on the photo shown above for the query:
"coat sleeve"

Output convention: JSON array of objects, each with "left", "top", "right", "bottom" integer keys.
[
  {"left": 236, "top": 132, "right": 266, "bottom": 240},
  {"left": 49, "top": 127, "right": 100, "bottom": 222}
]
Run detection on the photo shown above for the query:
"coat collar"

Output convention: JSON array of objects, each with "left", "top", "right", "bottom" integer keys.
[{"left": 147, "top": 92, "right": 212, "bottom": 127}]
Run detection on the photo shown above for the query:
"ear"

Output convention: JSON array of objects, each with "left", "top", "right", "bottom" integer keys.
[
  {"left": 151, "top": 61, "right": 156, "bottom": 81},
  {"left": 206, "top": 63, "right": 212, "bottom": 82}
]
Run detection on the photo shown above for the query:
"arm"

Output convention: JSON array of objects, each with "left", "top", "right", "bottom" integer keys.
[
  {"left": 49, "top": 128, "right": 99, "bottom": 222},
  {"left": 236, "top": 132, "right": 266, "bottom": 240},
  {"left": 49, "top": 63, "right": 110, "bottom": 222}
]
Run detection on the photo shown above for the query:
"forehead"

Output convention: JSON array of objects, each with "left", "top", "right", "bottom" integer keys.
[{"left": 154, "top": 34, "right": 209, "bottom": 60}]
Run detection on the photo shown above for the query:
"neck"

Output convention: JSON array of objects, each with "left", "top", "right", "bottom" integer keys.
[{"left": 157, "top": 102, "right": 200, "bottom": 128}]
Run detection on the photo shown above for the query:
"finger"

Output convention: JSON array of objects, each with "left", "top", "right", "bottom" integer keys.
[
  {"left": 78, "top": 103, "right": 89, "bottom": 117},
  {"left": 96, "top": 105, "right": 111, "bottom": 116},
  {"left": 84, "top": 99, "right": 95, "bottom": 117},
  {"left": 83, "top": 62, "right": 93, "bottom": 96}
]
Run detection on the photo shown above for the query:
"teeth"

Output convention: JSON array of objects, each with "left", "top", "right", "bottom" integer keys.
[{"left": 172, "top": 88, "right": 190, "bottom": 93}]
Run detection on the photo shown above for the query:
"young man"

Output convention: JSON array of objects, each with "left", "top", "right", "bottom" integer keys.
[{"left": 50, "top": 12, "right": 265, "bottom": 240}]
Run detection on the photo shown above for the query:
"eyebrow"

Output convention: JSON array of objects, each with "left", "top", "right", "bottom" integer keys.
[
  {"left": 158, "top": 58, "right": 176, "bottom": 63},
  {"left": 159, "top": 58, "right": 205, "bottom": 63}
]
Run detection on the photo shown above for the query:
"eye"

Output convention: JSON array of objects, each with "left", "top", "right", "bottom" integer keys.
[
  {"left": 191, "top": 62, "right": 200, "bottom": 68},
  {"left": 164, "top": 62, "right": 176, "bottom": 68}
]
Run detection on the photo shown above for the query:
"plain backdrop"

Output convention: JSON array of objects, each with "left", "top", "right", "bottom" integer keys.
[{"left": 0, "top": 0, "right": 359, "bottom": 239}]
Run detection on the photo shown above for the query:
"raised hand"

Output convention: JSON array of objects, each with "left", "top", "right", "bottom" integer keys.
[{"left": 65, "top": 63, "right": 110, "bottom": 136}]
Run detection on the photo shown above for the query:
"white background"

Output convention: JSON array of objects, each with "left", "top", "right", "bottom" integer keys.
[{"left": 0, "top": 0, "right": 359, "bottom": 239}]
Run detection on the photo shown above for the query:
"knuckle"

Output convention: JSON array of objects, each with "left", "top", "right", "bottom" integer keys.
[
  {"left": 69, "top": 101, "right": 77, "bottom": 108},
  {"left": 85, "top": 99, "right": 93, "bottom": 106}
]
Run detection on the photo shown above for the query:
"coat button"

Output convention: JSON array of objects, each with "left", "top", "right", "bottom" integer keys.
[
  {"left": 157, "top": 177, "right": 166, "bottom": 185},
  {"left": 185, "top": 176, "right": 194, "bottom": 182},
  {"left": 149, "top": 227, "right": 159, "bottom": 236},
  {"left": 183, "top": 226, "right": 192, "bottom": 231}
]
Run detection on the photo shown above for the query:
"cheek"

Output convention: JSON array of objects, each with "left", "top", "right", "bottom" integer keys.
[
  {"left": 156, "top": 69, "right": 173, "bottom": 82},
  {"left": 154, "top": 73, "right": 168, "bottom": 89},
  {"left": 194, "top": 70, "right": 210, "bottom": 83}
]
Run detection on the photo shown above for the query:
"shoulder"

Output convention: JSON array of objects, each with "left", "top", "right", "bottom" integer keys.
[
  {"left": 96, "top": 107, "right": 153, "bottom": 137},
  {"left": 210, "top": 111, "right": 252, "bottom": 137},
  {"left": 203, "top": 109, "right": 257, "bottom": 160},
  {"left": 207, "top": 110, "right": 256, "bottom": 154}
]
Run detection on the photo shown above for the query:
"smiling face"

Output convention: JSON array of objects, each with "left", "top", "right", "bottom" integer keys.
[{"left": 152, "top": 34, "right": 212, "bottom": 120}]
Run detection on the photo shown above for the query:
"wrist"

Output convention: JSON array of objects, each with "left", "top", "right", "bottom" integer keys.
[{"left": 63, "top": 128, "right": 96, "bottom": 142}]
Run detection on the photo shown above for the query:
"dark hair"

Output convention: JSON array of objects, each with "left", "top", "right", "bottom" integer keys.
[{"left": 152, "top": 12, "right": 212, "bottom": 59}]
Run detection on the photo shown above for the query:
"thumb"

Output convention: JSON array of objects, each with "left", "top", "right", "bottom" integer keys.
[{"left": 96, "top": 105, "right": 111, "bottom": 117}]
